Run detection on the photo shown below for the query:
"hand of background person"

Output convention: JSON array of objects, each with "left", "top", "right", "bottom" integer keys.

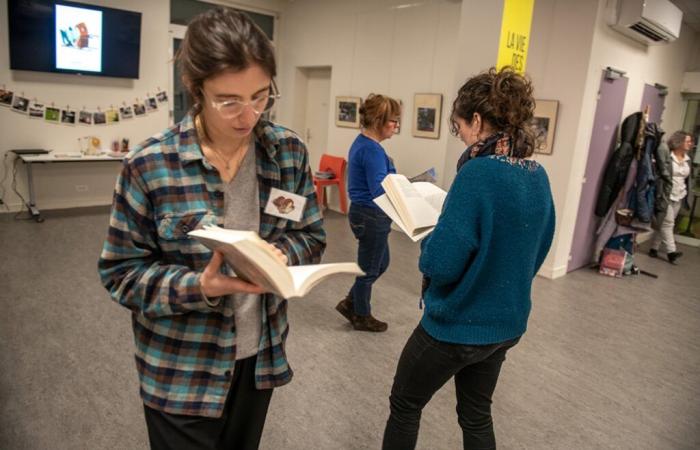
[
  {"left": 199, "top": 251, "right": 267, "bottom": 297},
  {"left": 266, "top": 242, "right": 289, "bottom": 266}
]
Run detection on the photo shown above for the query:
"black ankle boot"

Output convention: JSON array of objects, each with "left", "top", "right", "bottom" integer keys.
[
  {"left": 648, "top": 248, "right": 658, "bottom": 258},
  {"left": 335, "top": 294, "right": 354, "bottom": 323},
  {"left": 667, "top": 251, "right": 683, "bottom": 265}
]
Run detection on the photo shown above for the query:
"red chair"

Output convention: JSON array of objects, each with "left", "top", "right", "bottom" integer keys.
[{"left": 313, "top": 154, "right": 348, "bottom": 214}]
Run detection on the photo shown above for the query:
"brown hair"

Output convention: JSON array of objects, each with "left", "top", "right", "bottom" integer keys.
[
  {"left": 667, "top": 130, "right": 691, "bottom": 150},
  {"left": 176, "top": 7, "right": 276, "bottom": 115},
  {"left": 360, "top": 94, "right": 401, "bottom": 132},
  {"left": 450, "top": 67, "right": 536, "bottom": 158}
]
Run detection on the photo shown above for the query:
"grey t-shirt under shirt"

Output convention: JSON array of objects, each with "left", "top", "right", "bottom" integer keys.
[{"left": 223, "top": 141, "right": 262, "bottom": 360}]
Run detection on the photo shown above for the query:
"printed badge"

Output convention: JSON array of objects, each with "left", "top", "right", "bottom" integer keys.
[{"left": 264, "top": 187, "right": 307, "bottom": 222}]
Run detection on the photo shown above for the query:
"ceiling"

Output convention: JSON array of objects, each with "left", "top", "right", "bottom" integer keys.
[{"left": 672, "top": 0, "right": 700, "bottom": 32}]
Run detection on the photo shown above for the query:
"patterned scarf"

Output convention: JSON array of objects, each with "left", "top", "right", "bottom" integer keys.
[{"left": 456, "top": 132, "right": 512, "bottom": 171}]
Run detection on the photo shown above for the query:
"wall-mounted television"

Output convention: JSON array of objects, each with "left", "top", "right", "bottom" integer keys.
[{"left": 8, "top": 0, "right": 142, "bottom": 79}]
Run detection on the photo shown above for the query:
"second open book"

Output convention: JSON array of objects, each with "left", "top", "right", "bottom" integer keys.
[
  {"left": 188, "top": 226, "right": 363, "bottom": 299},
  {"left": 373, "top": 174, "right": 447, "bottom": 241}
]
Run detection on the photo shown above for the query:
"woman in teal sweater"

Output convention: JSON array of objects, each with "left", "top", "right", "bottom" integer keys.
[{"left": 383, "top": 67, "right": 555, "bottom": 449}]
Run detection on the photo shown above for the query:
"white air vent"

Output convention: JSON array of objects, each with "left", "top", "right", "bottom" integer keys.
[{"left": 609, "top": 0, "right": 683, "bottom": 45}]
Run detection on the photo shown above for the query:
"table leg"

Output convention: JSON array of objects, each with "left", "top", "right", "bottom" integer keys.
[{"left": 24, "top": 162, "right": 43, "bottom": 222}]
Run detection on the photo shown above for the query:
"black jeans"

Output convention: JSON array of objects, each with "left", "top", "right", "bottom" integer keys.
[
  {"left": 383, "top": 325, "right": 519, "bottom": 450},
  {"left": 143, "top": 356, "right": 273, "bottom": 450},
  {"left": 348, "top": 203, "right": 392, "bottom": 316}
]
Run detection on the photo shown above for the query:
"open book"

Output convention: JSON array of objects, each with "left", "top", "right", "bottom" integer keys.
[
  {"left": 373, "top": 174, "right": 447, "bottom": 241},
  {"left": 188, "top": 226, "right": 363, "bottom": 299}
]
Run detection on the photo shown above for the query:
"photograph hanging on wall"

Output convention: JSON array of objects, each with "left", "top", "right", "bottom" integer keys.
[
  {"left": 79, "top": 110, "right": 93, "bottom": 125},
  {"left": 61, "top": 109, "right": 76, "bottom": 125},
  {"left": 93, "top": 111, "right": 106, "bottom": 125},
  {"left": 133, "top": 102, "right": 146, "bottom": 116},
  {"left": 28, "top": 101, "right": 45, "bottom": 119},
  {"left": 156, "top": 91, "right": 169, "bottom": 103},
  {"left": 0, "top": 89, "right": 13, "bottom": 107},
  {"left": 145, "top": 97, "right": 158, "bottom": 112},
  {"left": 335, "top": 96, "right": 361, "bottom": 128},
  {"left": 119, "top": 105, "right": 134, "bottom": 119},
  {"left": 413, "top": 93, "right": 443, "bottom": 139},
  {"left": 11, "top": 95, "right": 30, "bottom": 114},
  {"left": 105, "top": 109, "right": 120, "bottom": 124},
  {"left": 530, "top": 99, "right": 559, "bottom": 155},
  {"left": 44, "top": 107, "right": 61, "bottom": 123}
]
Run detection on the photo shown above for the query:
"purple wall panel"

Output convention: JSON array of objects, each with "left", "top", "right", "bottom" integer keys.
[
  {"left": 640, "top": 84, "right": 665, "bottom": 125},
  {"left": 568, "top": 72, "right": 628, "bottom": 272}
]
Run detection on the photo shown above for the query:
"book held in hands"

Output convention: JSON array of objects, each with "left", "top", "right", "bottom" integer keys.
[
  {"left": 188, "top": 226, "right": 364, "bottom": 299},
  {"left": 373, "top": 173, "right": 447, "bottom": 242}
]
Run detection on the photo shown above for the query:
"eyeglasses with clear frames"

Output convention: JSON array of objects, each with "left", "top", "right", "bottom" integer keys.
[{"left": 209, "top": 79, "right": 281, "bottom": 119}]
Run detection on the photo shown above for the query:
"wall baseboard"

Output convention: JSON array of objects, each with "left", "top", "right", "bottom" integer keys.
[
  {"left": 537, "top": 263, "right": 568, "bottom": 280},
  {"left": 0, "top": 198, "right": 111, "bottom": 215}
]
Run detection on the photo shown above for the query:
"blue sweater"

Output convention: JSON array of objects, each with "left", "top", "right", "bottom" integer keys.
[
  {"left": 347, "top": 134, "right": 396, "bottom": 208},
  {"left": 419, "top": 155, "right": 555, "bottom": 345}
]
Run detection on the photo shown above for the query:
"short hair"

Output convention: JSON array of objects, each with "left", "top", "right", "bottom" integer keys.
[
  {"left": 450, "top": 67, "right": 536, "bottom": 158},
  {"left": 667, "top": 131, "right": 691, "bottom": 150},
  {"left": 359, "top": 94, "right": 401, "bottom": 132},
  {"left": 176, "top": 7, "right": 276, "bottom": 115}
]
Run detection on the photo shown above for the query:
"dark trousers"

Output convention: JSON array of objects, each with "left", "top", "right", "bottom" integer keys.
[
  {"left": 383, "top": 325, "right": 519, "bottom": 450},
  {"left": 143, "top": 356, "right": 273, "bottom": 450},
  {"left": 348, "top": 203, "right": 392, "bottom": 316}
]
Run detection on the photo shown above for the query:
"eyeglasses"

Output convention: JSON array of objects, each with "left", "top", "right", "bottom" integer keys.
[
  {"left": 208, "top": 79, "right": 281, "bottom": 119},
  {"left": 388, "top": 119, "right": 400, "bottom": 126}
]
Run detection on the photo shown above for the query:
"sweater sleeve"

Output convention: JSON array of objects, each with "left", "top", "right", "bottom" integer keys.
[
  {"left": 419, "top": 168, "right": 478, "bottom": 286},
  {"left": 363, "top": 146, "right": 391, "bottom": 199}
]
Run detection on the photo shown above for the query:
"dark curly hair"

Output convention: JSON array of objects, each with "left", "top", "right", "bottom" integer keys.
[
  {"left": 360, "top": 94, "right": 401, "bottom": 132},
  {"left": 450, "top": 67, "right": 536, "bottom": 158},
  {"left": 176, "top": 7, "right": 276, "bottom": 116}
]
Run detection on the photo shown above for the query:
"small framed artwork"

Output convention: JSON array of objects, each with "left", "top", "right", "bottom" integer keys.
[
  {"left": 105, "top": 109, "right": 120, "bottom": 124},
  {"left": 11, "top": 95, "right": 30, "bottom": 114},
  {"left": 61, "top": 109, "right": 76, "bottom": 125},
  {"left": 531, "top": 99, "right": 559, "bottom": 155},
  {"left": 79, "top": 110, "right": 93, "bottom": 125},
  {"left": 28, "top": 101, "right": 45, "bottom": 119},
  {"left": 145, "top": 97, "right": 158, "bottom": 113},
  {"left": 0, "top": 89, "right": 13, "bottom": 107},
  {"left": 93, "top": 111, "right": 107, "bottom": 125},
  {"left": 119, "top": 105, "right": 134, "bottom": 119},
  {"left": 44, "top": 107, "right": 61, "bottom": 123},
  {"left": 413, "top": 93, "right": 443, "bottom": 139},
  {"left": 335, "top": 96, "right": 361, "bottom": 128}
]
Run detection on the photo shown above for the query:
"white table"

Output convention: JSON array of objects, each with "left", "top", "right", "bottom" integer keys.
[{"left": 18, "top": 153, "right": 124, "bottom": 222}]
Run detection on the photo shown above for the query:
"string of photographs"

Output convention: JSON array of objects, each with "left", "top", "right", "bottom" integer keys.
[{"left": 0, "top": 85, "right": 168, "bottom": 126}]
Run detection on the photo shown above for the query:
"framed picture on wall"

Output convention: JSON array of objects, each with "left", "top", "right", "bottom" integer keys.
[
  {"left": 335, "top": 96, "right": 361, "bottom": 128},
  {"left": 412, "top": 93, "right": 443, "bottom": 139},
  {"left": 531, "top": 99, "right": 559, "bottom": 155}
]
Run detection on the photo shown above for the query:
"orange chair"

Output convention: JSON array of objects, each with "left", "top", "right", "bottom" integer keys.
[{"left": 313, "top": 154, "right": 348, "bottom": 214}]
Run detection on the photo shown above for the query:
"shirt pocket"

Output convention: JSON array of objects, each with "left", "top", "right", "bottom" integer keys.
[{"left": 156, "top": 210, "right": 218, "bottom": 260}]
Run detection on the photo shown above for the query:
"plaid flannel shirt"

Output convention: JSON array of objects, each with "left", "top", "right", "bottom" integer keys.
[{"left": 98, "top": 113, "right": 325, "bottom": 417}]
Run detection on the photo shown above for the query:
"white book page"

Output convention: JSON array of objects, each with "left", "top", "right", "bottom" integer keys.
[
  {"left": 383, "top": 175, "right": 440, "bottom": 232},
  {"left": 413, "top": 182, "right": 447, "bottom": 213},
  {"left": 288, "top": 263, "right": 364, "bottom": 298},
  {"left": 373, "top": 195, "right": 433, "bottom": 241}
]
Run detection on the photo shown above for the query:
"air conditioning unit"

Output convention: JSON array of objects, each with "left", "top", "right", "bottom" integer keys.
[{"left": 609, "top": 0, "right": 683, "bottom": 45}]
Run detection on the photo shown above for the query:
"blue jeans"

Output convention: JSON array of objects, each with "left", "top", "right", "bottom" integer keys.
[
  {"left": 383, "top": 325, "right": 519, "bottom": 450},
  {"left": 348, "top": 203, "right": 392, "bottom": 316}
]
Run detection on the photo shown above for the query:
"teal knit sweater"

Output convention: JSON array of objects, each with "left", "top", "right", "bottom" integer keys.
[{"left": 419, "top": 155, "right": 555, "bottom": 345}]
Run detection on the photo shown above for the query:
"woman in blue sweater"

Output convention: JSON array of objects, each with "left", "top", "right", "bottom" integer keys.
[
  {"left": 383, "top": 68, "right": 555, "bottom": 449},
  {"left": 336, "top": 94, "right": 401, "bottom": 332}
]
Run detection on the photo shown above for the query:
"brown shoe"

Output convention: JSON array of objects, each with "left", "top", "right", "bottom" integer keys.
[
  {"left": 351, "top": 314, "right": 388, "bottom": 332},
  {"left": 335, "top": 295, "right": 354, "bottom": 324}
]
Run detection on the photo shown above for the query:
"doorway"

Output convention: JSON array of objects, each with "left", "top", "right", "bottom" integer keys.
[
  {"left": 294, "top": 67, "right": 332, "bottom": 173},
  {"left": 568, "top": 71, "right": 629, "bottom": 272}
]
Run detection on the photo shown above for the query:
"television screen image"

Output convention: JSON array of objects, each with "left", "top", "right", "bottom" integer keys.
[
  {"left": 8, "top": 0, "right": 141, "bottom": 79},
  {"left": 55, "top": 4, "right": 103, "bottom": 73}
]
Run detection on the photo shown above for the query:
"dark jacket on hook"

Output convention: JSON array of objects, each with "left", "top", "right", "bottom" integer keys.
[
  {"left": 595, "top": 112, "right": 643, "bottom": 217},
  {"left": 634, "top": 123, "right": 662, "bottom": 222}
]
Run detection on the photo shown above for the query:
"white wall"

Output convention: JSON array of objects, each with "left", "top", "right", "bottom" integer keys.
[
  {"left": 276, "top": 0, "right": 461, "bottom": 198},
  {"left": 0, "top": 0, "right": 172, "bottom": 212}
]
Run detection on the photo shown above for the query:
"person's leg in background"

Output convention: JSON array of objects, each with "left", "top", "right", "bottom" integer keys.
[
  {"left": 453, "top": 340, "right": 518, "bottom": 450},
  {"left": 656, "top": 200, "right": 683, "bottom": 263},
  {"left": 339, "top": 205, "right": 391, "bottom": 331}
]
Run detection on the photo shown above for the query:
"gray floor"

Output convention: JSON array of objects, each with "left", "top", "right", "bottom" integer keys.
[{"left": 0, "top": 208, "right": 698, "bottom": 450}]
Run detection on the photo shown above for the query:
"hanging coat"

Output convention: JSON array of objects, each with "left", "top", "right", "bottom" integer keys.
[{"left": 595, "top": 112, "right": 643, "bottom": 217}]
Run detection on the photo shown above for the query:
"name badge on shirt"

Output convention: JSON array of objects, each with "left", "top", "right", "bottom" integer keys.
[{"left": 264, "top": 187, "right": 307, "bottom": 222}]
